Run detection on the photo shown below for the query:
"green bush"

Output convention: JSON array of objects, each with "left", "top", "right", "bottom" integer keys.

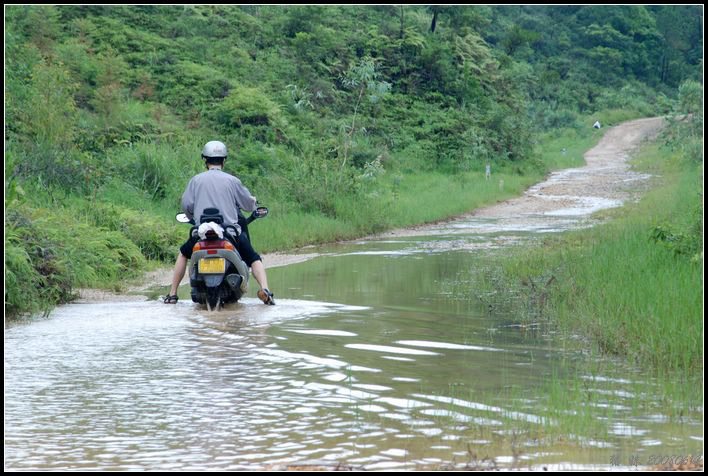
[
  {"left": 677, "top": 80, "right": 702, "bottom": 116},
  {"left": 533, "top": 105, "right": 581, "bottom": 130},
  {"left": 77, "top": 201, "right": 185, "bottom": 261},
  {"left": 271, "top": 152, "right": 362, "bottom": 218},
  {"left": 157, "top": 60, "right": 232, "bottom": 110},
  {"left": 12, "top": 143, "right": 89, "bottom": 193},
  {"left": 211, "top": 84, "right": 285, "bottom": 131},
  {"left": 5, "top": 204, "right": 145, "bottom": 317},
  {"left": 5, "top": 229, "right": 49, "bottom": 317},
  {"left": 110, "top": 141, "right": 200, "bottom": 203},
  {"left": 24, "top": 61, "right": 79, "bottom": 149}
]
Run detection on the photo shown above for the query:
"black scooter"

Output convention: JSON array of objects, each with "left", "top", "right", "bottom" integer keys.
[{"left": 176, "top": 207, "right": 268, "bottom": 311}]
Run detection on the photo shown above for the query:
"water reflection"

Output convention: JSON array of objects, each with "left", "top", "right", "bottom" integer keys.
[{"left": 5, "top": 239, "right": 703, "bottom": 470}]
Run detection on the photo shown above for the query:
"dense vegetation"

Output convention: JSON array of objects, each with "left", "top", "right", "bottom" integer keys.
[{"left": 4, "top": 5, "right": 703, "bottom": 317}]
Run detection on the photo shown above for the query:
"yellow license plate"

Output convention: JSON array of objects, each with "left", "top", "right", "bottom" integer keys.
[{"left": 198, "top": 258, "right": 226, "bottom": 274}]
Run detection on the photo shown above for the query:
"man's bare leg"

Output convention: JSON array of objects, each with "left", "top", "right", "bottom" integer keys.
[
  {"left": 252, "top": 260, "right": 275, "bottom": 304},
  {"left": 168, "top": 253, "right": 188, "bottom": 297},
  {"left": 251, "top": 260, "right": 269, "bottom": 290}
]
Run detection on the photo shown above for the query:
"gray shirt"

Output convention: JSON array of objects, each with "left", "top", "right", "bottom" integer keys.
[{"left": 181, "top": 168, "right": 257, "bottom": 234}]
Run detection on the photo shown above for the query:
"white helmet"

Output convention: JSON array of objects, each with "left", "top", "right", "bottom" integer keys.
[{"left": 202, "top": 140, "right": 228, "bottom": 159}]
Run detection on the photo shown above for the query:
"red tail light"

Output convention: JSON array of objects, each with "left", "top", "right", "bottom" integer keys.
[{"left": 193, "top": 240, "right": 235, "bottom": 252}]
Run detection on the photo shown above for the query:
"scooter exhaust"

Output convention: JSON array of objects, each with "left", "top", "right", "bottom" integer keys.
[{"left": 226, "top": 274, "right": 243, "bottom": 292}]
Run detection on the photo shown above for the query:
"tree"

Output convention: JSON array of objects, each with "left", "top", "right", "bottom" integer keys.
[
  {"left": 655, "top": 6, "right": 702, "bottom": 86},
  {"left": 339, "top": 58, "right": 391, "bottom": 169},
  {"left": 429, "top": 6, "right": 442, "bottom": 33},
  {"left": 26, "top": 62, "right": 78, "bottom": 149},
  {"left": 501, "top": 25, "right": 540, "bottom": 56},
  {"left": 91, "top": 47, "right": 128, "bottom": 125}
]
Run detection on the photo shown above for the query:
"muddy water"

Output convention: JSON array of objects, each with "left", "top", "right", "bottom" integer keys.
[
  {"left": 5, "top": 236, "right": 703, "bottom": 470},
  {"left": 5, "top": 118, "right": 702, "bottom": 470}
]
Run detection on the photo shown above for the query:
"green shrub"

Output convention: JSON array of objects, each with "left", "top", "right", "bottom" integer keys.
[
  {"left": 157, "top": 60, "right": 232, "bottom": 110},
  {"left": 75, "top": 200, "right": 184, "bottom": 261},
  {"left": 211, "top": 84, "right": 285, "bottom": 130},
  {"left": 677, "top": 80, "right": 702, "bottom": 116},
  {"left": 110, "top": 141, "right": 201, "bottom": 203},
  {"left": 12, "top": 143, "right": 89, "bottom": 193},
  {"left": 5, "top": 204, "right": 145, "bottom": 317},
  {"left": 24, "top": 61, "right": 79, "bottom": 150},
  {"left": 270, "top": 152, "right": 362, "bottom": 218},
  {"left": 5, "top": 229, "right": 48, "bottom": 316},
  {"left": 534, "top": 106, "right": 581, "bottom": 130}
]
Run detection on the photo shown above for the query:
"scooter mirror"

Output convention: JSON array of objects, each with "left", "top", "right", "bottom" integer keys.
[
  {"left": 176, "top": 213, "right": 191, "bottom": 223},
  {"left": 255, "top": 207, "right": 269, "bottom": 218}
]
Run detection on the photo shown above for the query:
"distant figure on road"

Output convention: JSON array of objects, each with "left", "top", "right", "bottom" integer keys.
[
  {"left": 485, "top": 162, "right": 491, "bottom": 181},
  {"left": 593, "top": 120, "right": 601, "bottom": 129}
]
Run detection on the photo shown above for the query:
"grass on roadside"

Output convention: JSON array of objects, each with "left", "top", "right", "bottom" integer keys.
[{"left": 468, "top": 139, "right": 702, "bottom": 377}]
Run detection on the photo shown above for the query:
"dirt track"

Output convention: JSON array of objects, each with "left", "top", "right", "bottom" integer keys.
[
  {"left": 376, "top": 116, "right": 666, "bottom": 237},
  {"left": 474, "top": 117, "right": 665, "bottom": 218},
  {"left": 77, "top": 117, "right": 666, "bottom": 302}
]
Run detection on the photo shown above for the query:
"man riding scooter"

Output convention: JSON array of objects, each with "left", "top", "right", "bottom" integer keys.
[{"left": 163, "top": 140, "right": 275, "bottom": 305}]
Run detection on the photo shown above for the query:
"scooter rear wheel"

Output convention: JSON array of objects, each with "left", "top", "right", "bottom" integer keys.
[{"left": 206, "top": 287, "right": 221, "bottom": 311}]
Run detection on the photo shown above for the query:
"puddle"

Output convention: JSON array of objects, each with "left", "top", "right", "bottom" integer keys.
[{"left": 7, "top": 247, "right": 701, "bottom": 470}]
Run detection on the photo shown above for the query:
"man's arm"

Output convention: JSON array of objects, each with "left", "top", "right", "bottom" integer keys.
[
  {"left": 181, "top": 179, "right": 196, "bottom": 221},
  {"left": 233, "top": 178, "right": 257, "bottom": 213}
]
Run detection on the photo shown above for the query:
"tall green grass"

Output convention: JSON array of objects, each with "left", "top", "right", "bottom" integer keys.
[
  {"left": 251, "top": 170, "right": 558, "bottom": 252},
  {"left": 249, "top": 171, "right": 541, "bottom": 252},
  {"left": 5, "top": 203, "right": 145, "bottom": 317},
  {"left": 487, "top": 141, "right": 703, "bottom": 375}
]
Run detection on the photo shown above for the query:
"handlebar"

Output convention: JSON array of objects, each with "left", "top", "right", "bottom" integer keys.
[
  {"left": 176, "top": 206, "right": 268, "bottom": 225},
  {"left": 246, "top": 207, "right": 269, "bottom": 224}
]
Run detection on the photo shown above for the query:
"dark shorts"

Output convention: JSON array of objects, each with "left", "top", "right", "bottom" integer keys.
[{"left": 180, "top": 231, "right": 261, "bottom": 267}]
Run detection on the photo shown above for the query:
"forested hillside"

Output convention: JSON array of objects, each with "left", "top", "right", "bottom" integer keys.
[{"left": 5, "top": 5, "right": 703, "bottom": 316}]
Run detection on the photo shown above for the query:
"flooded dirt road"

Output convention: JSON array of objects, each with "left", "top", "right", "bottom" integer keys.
[
  {"left": 75, "top": 117, "right": 666, "bottom": 302},
  {"left": 6, "top": 118, "right": 702, "bottom": 470},
  {"left": 374, "top": 116, "right": 666, "bottom": 239}
]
